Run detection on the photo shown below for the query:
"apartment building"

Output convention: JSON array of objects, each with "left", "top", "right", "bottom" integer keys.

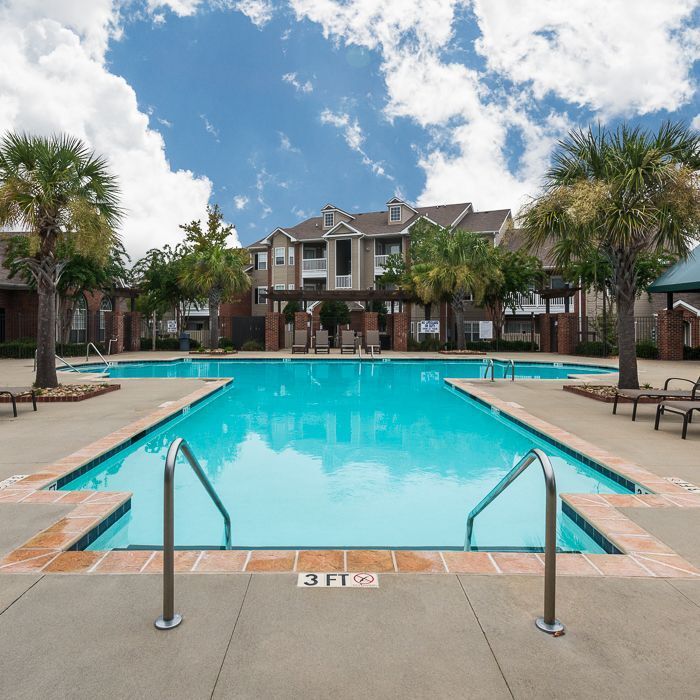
[{"left": 247, "top": 198, "right": 513, "bottom": 316}]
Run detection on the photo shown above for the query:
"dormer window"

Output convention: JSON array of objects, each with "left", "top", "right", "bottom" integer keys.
[
  {"left": 389, "top": 205, "right": 401, "bottom": 223},
  {"left": 324, "top": 212, "right": 334, "bottom": 228}
]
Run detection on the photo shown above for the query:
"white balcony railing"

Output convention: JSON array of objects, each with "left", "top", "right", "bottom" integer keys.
[
  {"left": 374, "top": 254, "right": 390, "bottom": 272},
  {"left": 302, "top": 258, "right": 327, "bottom": 271},
  {"left": 335, "top": 275, "right": 352, "bottom": 289},
  {"left": 513, "top": 292, "right": 566, "bottom": 313}
]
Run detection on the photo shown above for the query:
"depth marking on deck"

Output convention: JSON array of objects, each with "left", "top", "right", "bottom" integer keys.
[{"left": 297, "top": 572, "right": 379, "bottom": 588}]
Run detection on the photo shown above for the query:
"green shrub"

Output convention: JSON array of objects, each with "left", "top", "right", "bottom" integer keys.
[
  {"left": 241, "top": 340, "right": 264, "bottom": 351},
  {"left": 218, "top": 337, "right": 233, "bottom": 349},
  {"left": 684, "top": 345, "right": 700, "bottom": 360},
  {"left": 139, "top": 337, "right": 201, "bottom": 351},
  {"left": 573, "top": 341, "right": 616, "bottom": 356},
  {"left": 464, "top": 340, "right": 539, "bottom": 352},
  {"left": 0, "top": 340, "right": 102, "bottom": 359},
  {"left": 635, "top": 340, "right": 659, "bottom": 359}
]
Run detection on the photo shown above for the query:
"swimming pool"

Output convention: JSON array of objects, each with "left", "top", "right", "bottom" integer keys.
[{"left": 63, "top": 359, "right": 624, "bottom": 552}]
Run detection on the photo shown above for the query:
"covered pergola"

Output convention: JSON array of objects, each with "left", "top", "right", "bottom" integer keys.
[
  {"left": 648, "top": 247, "right": 700, "bottom": 359},
  {"left": 265, "top": 288, "right": 416, "bottom": 311}
]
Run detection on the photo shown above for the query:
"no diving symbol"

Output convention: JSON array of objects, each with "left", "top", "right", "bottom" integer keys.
[{"left": 353, "top": 573, "right": 375, "bottom": 586}]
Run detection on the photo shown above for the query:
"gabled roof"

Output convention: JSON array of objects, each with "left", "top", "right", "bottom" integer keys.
[
  {"left": 498, "top": 228, "right": 556, "bottom": 267},
  {"left": 322, "top": 220, "right": 364, "bottom": 238},
  {"left": 259, "top": 227, "right": 297, "bottom": 245},
  {"left": 246, "top": 202, "right": 510, "bottom": 246},
  {"left": 386, "top": 196, "right": 418, "bottom": 213},
  {"left": 673, "top": 299, "right": 700, "bottom": 316},
  {"left": 321, "top": 203, "right": 355, "bottom": 219}
]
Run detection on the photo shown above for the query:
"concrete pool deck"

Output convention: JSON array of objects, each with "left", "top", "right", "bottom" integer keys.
[{"left": 0, "top": 351, "right": 699, "bottom": 697}]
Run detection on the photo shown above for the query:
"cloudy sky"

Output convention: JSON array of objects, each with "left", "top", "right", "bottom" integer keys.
[{"left": 1, "top": 0, "right": 699, "bottom": 259}]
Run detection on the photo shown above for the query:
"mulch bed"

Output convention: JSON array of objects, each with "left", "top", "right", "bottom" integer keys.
[
  {"left": 189, "top": 350, "right": 237, "bottom": 356},
  {"left": 563, "top": 384, "right": 659, "bottom": 404},
  {"left": 0, "top": 384, "right": 120, "bottom": 403},
  {"left": 438, "top": 349, "right": 487, "bottom": 356}
]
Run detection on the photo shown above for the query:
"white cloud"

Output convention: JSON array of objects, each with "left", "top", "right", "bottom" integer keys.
[
  {"left": 278, "top": 132, "right": 301, "bottom": 154},
  {"left": 292, "top": 206, "right": 312, "bottom": 219},
  {"left": 472, "top": 0, "right": 700, "bottom": 117},
  {"left": 291, "top": 0, "right": 700, "bottom": 213},
  {"left": 320, "top": 109, "right": 393, "bottom": 181},
  {"left": 282, "top": 72, "right": 314, "bottom": 93},
  {"left": 234, "top": 194, "right": 249, "bottom": 210},
  {"left": 234, "top": 0, "right": 274, "bottom": 28},
  {"left": 157, "top": 116, "right": 173, "bottom": 128},
  {"left": 200, "top": 113, "right": 220, "bottom": 141},
  {"left": 0, "top": 0, "right": 220, "bottom": 260},
  {"left": 692, "top": 115, "right": 700, "bottom": 131}
]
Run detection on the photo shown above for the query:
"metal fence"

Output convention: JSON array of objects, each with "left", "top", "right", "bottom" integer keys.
[{"left": 579, "top": 315, "right": 657, "bottom": 348}]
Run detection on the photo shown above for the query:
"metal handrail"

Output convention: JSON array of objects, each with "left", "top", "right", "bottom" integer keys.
[
  {"left": 155, "top": 438, "right": 232, "bottom": 630},
  {"left": 55, "top": 354, "right": 80, "bottom": 372},
  {"left": 503, "top": 359, "right": 515, "bottom": 381},
  {"left": 483, "top": 359, "right": 495, "bottom": 381},
  {"left": 86, "top": 342, "right": 110, "bottom": 371},
  {"left": 107, "top": 338, "right": 118, "bottom": 355},
  {"left": 464, "top": 448, "right": 564, "bottom": 635}
]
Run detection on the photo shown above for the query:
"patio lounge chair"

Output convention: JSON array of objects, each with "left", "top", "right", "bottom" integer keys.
[
  {"left": 613, "top": 376, "right": 700, "bottom": 421},
  {"left": 365, "top": 330, "right": 381, "bottom": 355},
  {"left": 314, "top": 330, "right": 329, "bottom": 354},
  {"left": 654, "top": 400, "right": 700, "bottom": 439},
  {"left": 340, "top": 330, "right": 356, "bottom": 354},
  {"left": 0, "top": 387, "right": 37, "bottom": 418},
  {"left": 292, "top": 330, "right": 308, "bottom": 354}
]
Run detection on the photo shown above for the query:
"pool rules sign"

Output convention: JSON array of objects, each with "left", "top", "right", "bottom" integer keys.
[{"left": 297, "top": 572, "right": 379, "bottom": 588}]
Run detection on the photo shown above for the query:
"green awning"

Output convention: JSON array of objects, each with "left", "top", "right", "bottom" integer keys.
[{"left": 649, "top": 246, "right": 700, "bottom": 293}]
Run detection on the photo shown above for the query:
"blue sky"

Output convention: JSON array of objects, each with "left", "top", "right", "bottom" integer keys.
[{"left": 1, "top": 1, "right": 699, "bottom": 256}]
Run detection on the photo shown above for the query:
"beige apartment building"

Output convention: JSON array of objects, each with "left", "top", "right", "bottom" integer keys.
[{"left": 247, "top": 198, "right": 512, "bottom": 315}]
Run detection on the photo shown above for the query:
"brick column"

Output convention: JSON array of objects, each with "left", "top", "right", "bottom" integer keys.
[
  {"left": 539, "top": 313, "right": 552, "bottom": 352},
  {"left": 363, "top": 312, "right": 378, "bottom": 334},
  {"left": 556, "top": 313, "right": 578, "bottom": 355},
  {"left": 294, "top": 311, "right": 309, "bottom": 345},
  {"left": 104, "top": 311, "right": 125, "bottom": 353},
  {"left": 265, "top": 311, "right": 280, "bottom": 351},
  {"left": 129, "top": 312, "right": 142, "bottom": 351},
  {"left": 393, "top": 312, "right": 408, "bottom": 351},
  {"left": 658, "top": 309, "right": 684, "bottom": 361}
]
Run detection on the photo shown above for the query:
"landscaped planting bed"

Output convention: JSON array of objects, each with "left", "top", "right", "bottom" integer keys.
[
  {"left": 563, "top": 384, "right": 658, "bottom": 403},
  {"left": 0, "top": 384, "right": 120, "bottom": 403}
]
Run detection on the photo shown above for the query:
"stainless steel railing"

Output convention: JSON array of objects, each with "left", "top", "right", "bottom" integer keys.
[
  {"left": 483, "top": 359, "right": 495, "bottom": 381},
  {"left": 86, "top": 343, "right": 110, "bottom": 373},
  {"left": 464, "top": 448, "right": 564, "bottom": 635},
  {"left": 155, "top": 438, "right": 232, "bottom": 630},
  {"left": 503, "top": 359, "right": 515, "bottom": 381}
]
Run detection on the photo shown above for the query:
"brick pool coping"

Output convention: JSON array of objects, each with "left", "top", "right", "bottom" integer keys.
[{"left": 0, "top": 378, "right": 699, "bottom": 578}]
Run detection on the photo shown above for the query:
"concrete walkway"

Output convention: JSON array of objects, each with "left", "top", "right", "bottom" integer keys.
[
  {"left": 0, "top": 572, "right": 698, "bottom": 699},
  {"left": 1, "top": 352, "right": 700, "bottom": 698}
]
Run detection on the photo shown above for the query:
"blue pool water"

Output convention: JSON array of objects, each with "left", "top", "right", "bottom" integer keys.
[{"left": 64, "top": 359, "right": 624, "bottom": 552}]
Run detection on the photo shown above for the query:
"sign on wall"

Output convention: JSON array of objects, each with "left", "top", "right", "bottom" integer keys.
[
  {"left": 479, "top": 321, "right": 493, "bottom": 339},
  {"left": 419, "top": 320, "right": 440, "bottom": 334},
  {"left": 166, "top": 320, "right": 178, "bottom": 334}
]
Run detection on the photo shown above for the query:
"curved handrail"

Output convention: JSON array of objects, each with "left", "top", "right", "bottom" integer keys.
[
  {"left": 483, "top": 358, "right": 495, "bottom": 381},
  {"left": 155, "top": 437, "right": 232, "bottom": 630},
  {"left": 464, "top": 448, "right": 564, "bottom": 634},
  {"left": 55, "top": 354, "right": 80, "bottom": 372},
  {"left": 86, "top": 342, "right": 110, "bottom": 372},
  {"left": 503, "top": 359, "right": 515, "bottom": 381}
]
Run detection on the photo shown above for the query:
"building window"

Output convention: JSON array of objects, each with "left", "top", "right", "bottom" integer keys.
[
  {"left": 274, "top": 284, "right": 285, "bottom": 290},
  {"left": 324, "top": 212, "right": 334, "bottom": 228},
  {"left": 288, "top": 248, "right": 295, "bottom": 266},
  {"left": 275, "top": 247, "right": 285, "bottom": 265},
  {"left": 255, "top": 287, "right": 268, "bottom": 305},
  {"left": 683, "top": 321, "right": 692, "bottom": 347},
  {"left": 70, "top": 295, "right": 88, "bottom": 344},
  {"left": 255, "top": 251, "right": 267, "bottom": 270},
  {"left": 464, "top": 321, "right": 480, "bottom": 343},
  {"left": 389, "top": 205, "right": 401, "bottom": 222},
  {"left": 98, "top": 297, "right": 112, "bottom": 342},
  {"left": 288, "top": 284, "right": 295, "bottom": 290}
]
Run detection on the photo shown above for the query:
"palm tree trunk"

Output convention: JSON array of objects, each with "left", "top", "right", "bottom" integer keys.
[
  {"left": 36, "top": 278, "right": 58, "bottom": 388},
  {"left": 453, "top": 303, "right": 465, "bottom": 349},
  {"left": 209, "top": 288, "right": 221, "bottom": 349},
  {"left": 612, "top": 251, "right": 639, "bottom": 389}
]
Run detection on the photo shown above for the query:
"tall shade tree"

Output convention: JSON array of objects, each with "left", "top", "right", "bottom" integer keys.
[
  {"left": 180, "top": 205, "right": 250, "bottom": 349},
  {"left": 411, "top": 227, "right": 494, "bottom": 349},
  {"left": 521, "top": 122, "right": 700, "bottom": 388},
  {"left": 0, "top": 133, "right": 121, "bottom": 387}
]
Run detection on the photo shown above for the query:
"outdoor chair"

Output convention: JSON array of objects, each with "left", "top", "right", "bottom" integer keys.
[
  {"left": 340, "top": 330, "right": 357, "bottom": 354},
  {"left": 365, "top": 330, "right": 381, "bottom": 355},
  {"left": 612, "top": 376, "right": 700, "bottom": 421},
  {"left": 314, "top": 330, "right": 329, "bottom": 354},
  {"left": 0, "top": 387, "right": 37, "bottom": 418},
  {"left": 654, "top": 400, "right": 700, "bottom": 439},
  {"left": 291, "top": 330, "right": 309, "bottom": 354}
]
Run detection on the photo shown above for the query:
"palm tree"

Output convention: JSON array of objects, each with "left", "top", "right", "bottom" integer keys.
[
  {"left": 412, "top": 228, "right": 494, "bottom": 349},
  {"left": 521, "top": 122, "right": 700, "bottom": 389},
  {"left": 0, "top": 133, "right": 121, "bottom": 387},
  {"left": 180, "top": 205, "right": 251, "bottom": 349}
]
